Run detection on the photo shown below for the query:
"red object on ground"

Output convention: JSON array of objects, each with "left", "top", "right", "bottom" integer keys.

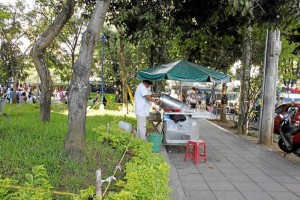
[{"left": 184, "top": 140, "right": 207, "bottom": 165}]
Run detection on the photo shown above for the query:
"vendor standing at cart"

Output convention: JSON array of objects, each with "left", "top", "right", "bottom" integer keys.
[{"left": 134, "top": 80, "right": 160, "bottom": 141}]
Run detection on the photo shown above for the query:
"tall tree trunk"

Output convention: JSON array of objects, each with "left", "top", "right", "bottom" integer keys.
[
  {"left": 31, "top": 0, "right": 75, "bottom": 121},
  {"left": 237, "top": 26, "right": 252, "bottom": 135},
  {"left": 12, "top": 73, "right": 18, "bottom": 104},
  {"left": 119, "top": 35, "right": 128, "bottom": 113},
  {"left": 65, "top": 0, "right": 111, "bottom": 162}
]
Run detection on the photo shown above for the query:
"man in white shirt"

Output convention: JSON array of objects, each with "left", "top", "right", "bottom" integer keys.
[{"left": 134, "top": 80, "right": 159, "bottom": 141}]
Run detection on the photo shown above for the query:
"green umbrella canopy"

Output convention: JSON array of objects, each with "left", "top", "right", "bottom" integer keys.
[{"left": 137, "top": 60, "right": 231, "bottom": 83}]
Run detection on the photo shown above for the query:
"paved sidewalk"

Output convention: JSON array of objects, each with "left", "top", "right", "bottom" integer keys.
[{"left": 161, "top": 119, "right": 300, "bottom": 200}]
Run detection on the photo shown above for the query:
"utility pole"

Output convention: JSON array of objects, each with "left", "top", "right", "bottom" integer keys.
[
  {"left": 99, "top": 34, "right": 107, "bottom": 111},
  {"left": 258, "top": 29, "right": 281, "bottom": 145}
]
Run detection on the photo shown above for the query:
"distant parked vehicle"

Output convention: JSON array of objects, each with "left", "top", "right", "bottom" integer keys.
[
  {"left": 280, "top": 93, "right": 300, "bottom": 104},
  {"left": 282, "top": 97, "right": 293, "bottom": 104}
]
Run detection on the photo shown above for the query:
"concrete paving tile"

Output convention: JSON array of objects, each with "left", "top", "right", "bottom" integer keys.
[
  {"left": 271, "top": 175, "right": 299, "bottom": 183},
  {"left": 283, "top": 183, "right": 300, "bottom": 193},
  {"left": 222, "top": 153, "right": 245, "bottom": 158},
  {"left": 208, "top": 155, "right": 227, "bottom": 163},
  {"left": 247, "top": 157, "right": 275, "bottom": 165},
  {"left": 225, "top": 174, "right": 253, "bottom": 182},
  {"left": 172, "top": 156, "right": 188, "bottom": 164},
  {"left": 249, "top": 174, "right": 275, "bottom": 183},
  {"left": 244, "top": 157, "right": 265, "bottom": 163},
  {"left": 216, "top": 150, "right": 236, "bottom": 155},
  {"left": 233, "top": 162, "right": 257, "bottom": 169},
  {"left": 240, "top": 168, "right": 265, "bottom": 175},
  {"left": 237, "top": 152, "right": 258, "bottom": 159},
  {"left": 218, "top": 167, "right": 244, "bottom": 175},
  {"left": 184, "top": 190, "right": 217, "bottom": 200},
  {"left": 198, "top": 166, "right": 222, "bottom": 174},
  {"left": 248, "top": 161, "right": 275, "bottom": 169},
  {"left": 213, "top": 191, "right": 246, "bottom": 200},
  {"left": 181, "top": 180, "right": 210, "bottom": 191},
  {"left": 226, "top": 157, "right": 249, "bottom": 164},
  {"left": 231, "top": 182, "right": 264, "bottom": 192},
  {"left": 213, "top": 162, "right": 236, "bottom": 168},
  {"left": 268, "top": 191, "right": 300, "bottom": 200},
  {"left": 257, "top": 182, "right": 289, "bottom": 192},
  {"left": 241, "top": 191, "right": 274, "bottom": 200},
  {"left": 206, "top": 181, "right": 236, "bottom": 191},
  {"left": 263, "top": 158, "right": 292, "bottom": 167},
  {"left": 283, "top": 168, "right": 300, "bottom": 176},
  {"left": 294, "top": 176, "right": 300, "bottom": 181},
  {"left": 174, "top": 163, "right": 189, "bottom": 169},
  {"left": 180, "top": 173, "right": 205, "bottom": 181},
  {"left": 212, "top": 148, "right": 232, "bottom": 153},
  {"left": 203, "top": 174, "right": 228, "bottom": 182},
  {"left": 259, "top": 168, "right": 286, "bottom": 176},
  {"left": 177, "top": 168, "right": 199, "bottom": 175}
]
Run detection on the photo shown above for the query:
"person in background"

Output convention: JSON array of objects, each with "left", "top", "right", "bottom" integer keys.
[
  {"left": 93, "top": 91, "right": 100, "bottom": 104},
  {"left": 134, "top": 80, "right": 159, "bottom": 141},
  {"left": 103, "top": 95, "right": 107, "bottom": 106},
  {"left": 187, "top": 87, "right": 198, "bottom": 109}
]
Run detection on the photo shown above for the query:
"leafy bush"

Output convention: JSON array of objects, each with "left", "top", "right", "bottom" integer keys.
[
  {"left": 93, "top": 128, "right": 171, "bottom": 200},
  {"left": 0, "top": 165, "right": 53, "bottom": 199}
]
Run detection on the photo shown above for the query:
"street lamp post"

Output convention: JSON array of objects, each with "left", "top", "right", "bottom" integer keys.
[{"left": 99, "top": 34, "right": 107, "bottom": 110}]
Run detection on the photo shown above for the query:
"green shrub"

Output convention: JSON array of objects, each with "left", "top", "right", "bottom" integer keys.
[
  {"left": 0, "top": 165, "right": 53, "bottom": 199},
  {"left": 93, "top": 127, "right": 171, "bottom": 200}
]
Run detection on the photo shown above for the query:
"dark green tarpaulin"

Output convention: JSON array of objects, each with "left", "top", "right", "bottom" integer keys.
[{"left": 137, "top": 60, "right": 231, "bottom": 83}]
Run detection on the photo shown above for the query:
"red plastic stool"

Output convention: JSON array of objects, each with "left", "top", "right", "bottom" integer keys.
[{"left": 184, "top": 140, "right": 207, "bottom": 165}]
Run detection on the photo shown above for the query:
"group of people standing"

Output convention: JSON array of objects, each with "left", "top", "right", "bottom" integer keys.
[{"left": 0, "top": 84, "right": 36, "bottom": 104}]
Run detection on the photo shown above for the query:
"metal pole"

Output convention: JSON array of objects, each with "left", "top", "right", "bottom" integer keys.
[
  {"left": 101, "top": 44, "right": 105, "bottom": 104},
  {"left": 99, "top": 35, "right": 107, "bottom": 110}
]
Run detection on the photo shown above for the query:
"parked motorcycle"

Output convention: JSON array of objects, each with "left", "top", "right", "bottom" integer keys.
[{"left": 277, "top": 108, "right": 300, "bottom": 157}]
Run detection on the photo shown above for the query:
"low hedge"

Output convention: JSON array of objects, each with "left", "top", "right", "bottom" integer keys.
[{"left": 94, "top": 125, "right": 171, "bottom": 200}]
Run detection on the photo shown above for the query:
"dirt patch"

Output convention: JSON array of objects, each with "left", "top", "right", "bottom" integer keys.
[{"left": 208, "top": 119, "right": 300, "bottom": 165}]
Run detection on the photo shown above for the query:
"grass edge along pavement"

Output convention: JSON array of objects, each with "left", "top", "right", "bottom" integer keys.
[{"left": 0, "top": 103, "right": 171, "bottom": 199}]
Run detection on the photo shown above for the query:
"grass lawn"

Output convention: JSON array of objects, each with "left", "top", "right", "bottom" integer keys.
[{"left": 0, "top": 102, "right": 137, "bottom": 199}]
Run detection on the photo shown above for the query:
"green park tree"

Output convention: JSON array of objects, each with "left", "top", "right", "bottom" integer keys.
[
  {"left": 0, "top": 2, "right": 30, "bottom": 103},
  {"left": 31, "top": 0, "right": 76, "bottom": 122},
  {"left": 65, "top": 0, "right": 111, "bottom": 162}
]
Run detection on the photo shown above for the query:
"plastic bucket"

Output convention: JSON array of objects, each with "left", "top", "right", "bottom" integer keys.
[{"left": 148, "top": 133, "right": 163, "bottom": 152}]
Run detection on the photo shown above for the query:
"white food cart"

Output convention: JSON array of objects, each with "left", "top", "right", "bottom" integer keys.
[{"left": 162, "top": 111, "right": 212, "bottom": 145}]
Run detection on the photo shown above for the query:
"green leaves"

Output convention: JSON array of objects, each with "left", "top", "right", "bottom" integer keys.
[
  {"left": 0, "top": 8, "right": 11, "bottom": 20},
  {"left": 93, "top": 119, "right": 170, "bottom": 200},
  {"left": 0, "top": 165, "right": 53, "bottom": 199}
]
